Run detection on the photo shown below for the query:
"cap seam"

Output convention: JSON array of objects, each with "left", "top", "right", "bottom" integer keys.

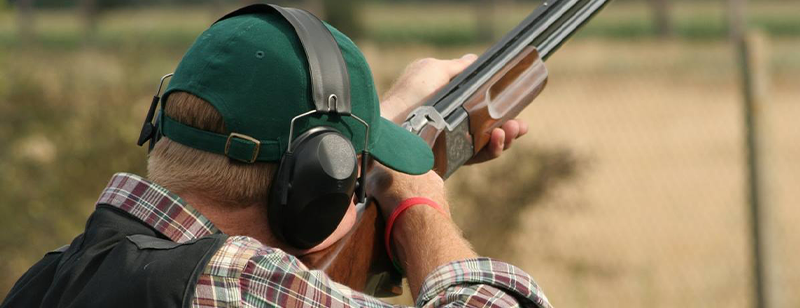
[
  {"left": 367, "top": 118, "right": 382, "bottom": 151},
  {"left": 192, "top": 18, "right": 260, "bottom": 132}
]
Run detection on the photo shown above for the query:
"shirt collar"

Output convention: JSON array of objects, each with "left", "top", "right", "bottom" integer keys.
[{"left": 95, "top": 172, "right": 219, "bottom": 243}]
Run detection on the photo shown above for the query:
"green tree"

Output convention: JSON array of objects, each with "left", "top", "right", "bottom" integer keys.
[
  {"left": 322, "top": 0, "right": 364, "bottom": 39},
  {"left": 15, "top": 0, "right": 34, "bottom": 42},
  {"left": 649, "top": 0, "right": 673, "bottom": 38}
]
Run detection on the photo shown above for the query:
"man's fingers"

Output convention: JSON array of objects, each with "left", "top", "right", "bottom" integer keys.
[
  {"left": 445, "top": 54, "right": 478, "bottom": 76},
  {"left": 463, "top": 119, "right": 529, "bottom": 165},
  {"left": 500, "top": 121, "right": 521, "bottom": 150},
  {"left": 489, "top": 128, "right": 505, "bottom": 159},
  {"left": 455, "top": 53, "right": 478, "bottom": 65},
  {"left": 464, "top": 128, "right": 503, "bottom": 165},
  {"left": 517, "top": 120, "right": 529, "bottom": 138},
  {"left": 459, "top": 53, "right": 478, "bottom": 63}
]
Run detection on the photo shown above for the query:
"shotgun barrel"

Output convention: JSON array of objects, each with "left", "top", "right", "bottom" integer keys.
[{"left": 403, "top": 0, "right": 611, "bottom": 178}]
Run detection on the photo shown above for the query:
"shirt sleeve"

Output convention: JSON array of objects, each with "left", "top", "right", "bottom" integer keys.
[
  {"left": 416, "top": 258, "right": 552, "bottom": 308},
  {"left": 239, "top": 246, "right": 552, "bottom": 308}
]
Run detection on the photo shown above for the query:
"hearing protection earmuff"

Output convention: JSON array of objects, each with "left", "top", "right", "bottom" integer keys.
[
  {"left": 137, "top": 4, "right": 370, "bottom": 249},
  {"left": 137, "top": 73, "right": 171, "bottom": 152}
]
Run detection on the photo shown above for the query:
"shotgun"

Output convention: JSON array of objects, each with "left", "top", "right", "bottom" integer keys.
[{"left": 300, "top": 0, "right": 611, "bottom": 296}]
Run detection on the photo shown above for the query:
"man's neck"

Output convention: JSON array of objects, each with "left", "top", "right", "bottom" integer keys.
[
  {"left": 179, "top": 191, "right": 285, "bottom": 249},
  {"left": 176, "top": 190, "right": 358, "bottom": 257}
]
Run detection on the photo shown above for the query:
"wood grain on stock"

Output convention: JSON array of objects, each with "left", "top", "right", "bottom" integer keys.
[{"left": 464, "top": 46, "right": 548, "bottom": 154}]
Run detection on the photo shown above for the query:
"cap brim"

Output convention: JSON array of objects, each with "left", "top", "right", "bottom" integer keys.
[{"left": 369, "top": 118, "right": 434, "bottom": 175}]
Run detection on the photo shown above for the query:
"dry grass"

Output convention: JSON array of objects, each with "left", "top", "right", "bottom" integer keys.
[{"left": 496, "top": 41, "right": 798, "bottom": 308}]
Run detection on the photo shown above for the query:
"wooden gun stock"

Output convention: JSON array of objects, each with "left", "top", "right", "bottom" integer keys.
[{"left": 466, "top": 47, "right": 547, "bottom": 154}]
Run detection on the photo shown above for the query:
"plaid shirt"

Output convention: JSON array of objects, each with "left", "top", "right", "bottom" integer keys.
[{"left": 94, "top": 173, "right": 552, "bottom": 308}]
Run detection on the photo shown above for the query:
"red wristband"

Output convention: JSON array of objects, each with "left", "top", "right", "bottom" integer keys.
[{"left": 384, "top": 197, "right": 447, "bottom": 274}]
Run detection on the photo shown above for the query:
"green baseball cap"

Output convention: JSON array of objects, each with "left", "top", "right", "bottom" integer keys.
[{"left": 160, "top": 9, "right": 433, "bottom": 175}]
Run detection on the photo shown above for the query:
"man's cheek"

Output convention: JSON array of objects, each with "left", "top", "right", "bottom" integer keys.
[{"left": 299, "top": 201, "right": 358, "bottom": 255}]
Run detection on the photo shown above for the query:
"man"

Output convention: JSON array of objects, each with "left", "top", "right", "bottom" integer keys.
[{"left": 2, "top": 5, "right": 551, "bottom": 308}]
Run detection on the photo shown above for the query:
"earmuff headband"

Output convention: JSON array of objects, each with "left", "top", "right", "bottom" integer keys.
[
  {"left": 271, "top": 6, "right": 352, "bottom": 115},
  {"left": 137, "top": 73, "right": 173, "bottom": 149}
]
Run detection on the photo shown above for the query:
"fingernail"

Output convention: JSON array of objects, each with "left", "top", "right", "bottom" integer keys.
[{"left": 462, "top": 53, "right": 477, "bottom": 60}]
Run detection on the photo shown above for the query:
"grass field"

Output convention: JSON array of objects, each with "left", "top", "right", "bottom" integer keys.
[
  {"left": 1, "top": 1, "right": 799, "bottom": 306},
  {"left": 505, "top": 40, "right": 799, "bottom": 308}
]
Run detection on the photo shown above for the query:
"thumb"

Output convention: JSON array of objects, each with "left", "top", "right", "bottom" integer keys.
[{"left": 445, "top": 54, "right": 478, "bottom": 76}]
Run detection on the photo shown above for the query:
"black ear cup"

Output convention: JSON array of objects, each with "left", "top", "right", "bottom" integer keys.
[
  {"left": 148, "top": 111, "right": 163, "bottom": 152},
  {"left": 268, "top": 127, "right": 358, "bottom": 249}
]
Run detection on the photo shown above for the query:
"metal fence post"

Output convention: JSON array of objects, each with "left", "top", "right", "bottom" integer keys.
[{"left": 729, "top": 0, "right": 771, "bottom": 306}]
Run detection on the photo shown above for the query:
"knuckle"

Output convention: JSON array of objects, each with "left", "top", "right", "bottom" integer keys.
[
  {"left": 430, "top": 173, "right": 445, "bottom": 186},
  {"left": 491, "top": 147, "right": 503, "bottom": 158}
]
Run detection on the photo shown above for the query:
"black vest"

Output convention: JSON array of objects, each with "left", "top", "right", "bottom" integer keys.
[{"left": 1, "top": 205, "right": 227, "bottom": 308}]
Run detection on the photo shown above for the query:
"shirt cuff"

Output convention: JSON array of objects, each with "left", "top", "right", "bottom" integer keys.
[{"left": 416, "top": 257, "right": 552, "bottom": 308}]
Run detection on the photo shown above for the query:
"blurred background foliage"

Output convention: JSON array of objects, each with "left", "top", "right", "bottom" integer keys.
[{"left": 1, "top": 0, "right": 799, "bottom": 307}]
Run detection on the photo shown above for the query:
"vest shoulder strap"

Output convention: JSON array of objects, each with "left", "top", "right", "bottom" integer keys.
[{"left": 1, "top": 206, "right": 228, "bottom": 308}]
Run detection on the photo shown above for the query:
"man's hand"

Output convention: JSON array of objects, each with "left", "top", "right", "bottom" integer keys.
[
  {"left": 380, "top": 54, "right": 478, "bottom": 124},
  {"left": 466, "top": 120, "right": 528, "bottom": 164},
  {"left": 380, "top": 54, "right": 529, "bottom": 165}
]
